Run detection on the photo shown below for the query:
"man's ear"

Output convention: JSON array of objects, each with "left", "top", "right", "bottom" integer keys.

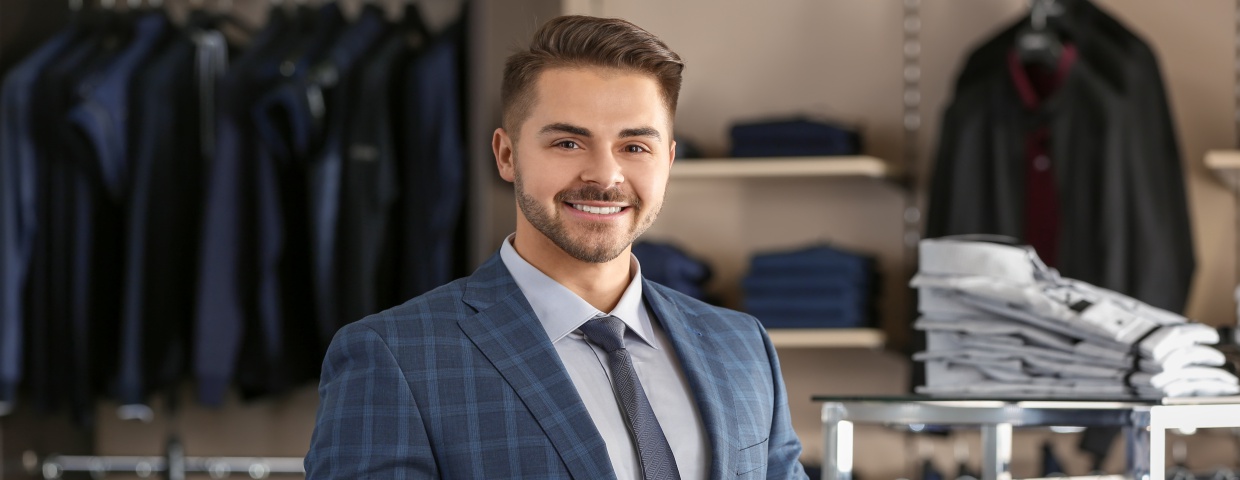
[
  {"left": 494, "top": 127, "right": 516, "bottom": 183},
  {"left": 668, "top": 139, "right": 677, "bottom": 167}
]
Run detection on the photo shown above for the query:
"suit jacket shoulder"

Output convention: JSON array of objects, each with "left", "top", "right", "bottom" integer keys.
[{"left": 308, "top": 254, "right": 616, "bottom": 479}]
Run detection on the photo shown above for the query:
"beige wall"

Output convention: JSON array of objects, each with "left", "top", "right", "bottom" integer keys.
[{"left": 84, "top": 1, "right": 1239, "bottom": 479}]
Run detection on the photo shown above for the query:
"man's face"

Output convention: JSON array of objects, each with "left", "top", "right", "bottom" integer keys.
[{"left": 495, "top": 67, "right": 675, "bottom": 264}]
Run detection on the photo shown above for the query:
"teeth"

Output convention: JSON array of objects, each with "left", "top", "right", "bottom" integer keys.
[{"left": 572, "top": 204, "right": 622, "bottom": 215}]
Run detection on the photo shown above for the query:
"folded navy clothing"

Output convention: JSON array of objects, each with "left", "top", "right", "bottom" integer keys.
[
  {"left": 741, "top": 244, "right": 878, "bottom": 328},
  {"left": 748, "top": 309, "right": 868, "bottom": 329},
  {"left": 748, "top": 245, "right": 874, "bottom": 277},
  {"left": 742, "top": 273, "right": 871, "bottom": 297},
  {"left": 745, "top": 296, "right": 866, "bottom": 313},
  {"left": 744, "top": 291, "right": 869, "bottom": 309},
  {"left": 729, "top": 118, "right": 862, "bottom": 157},
  {"left": 674, "top": 135, "right": 703, "bottom": 159},
  {"left": 632, "top": 241, "right": 712, "bottom": 302}
]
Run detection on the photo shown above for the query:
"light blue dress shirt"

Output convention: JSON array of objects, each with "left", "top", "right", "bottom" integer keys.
[{"left": 500, "top": 235, "right": 710, "bottom": 480}]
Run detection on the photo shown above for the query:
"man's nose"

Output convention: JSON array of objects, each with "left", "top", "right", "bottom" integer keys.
[{"left": 580, "top": 149, "right": 624, "bottom": 187}]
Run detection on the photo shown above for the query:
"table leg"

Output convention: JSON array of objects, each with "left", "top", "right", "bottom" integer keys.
[
  {"left": 1127, "top": 410, "right": 1151, "bottom": 480},
  {"left": 981, "top": 423, "right": 1012, "bottom": 480},
  {"left": 1148, "top": 423, "right": 1165, "bottom": 480},
  {"left": 821, "top": 403, "right": 851, "bottom": 480}
]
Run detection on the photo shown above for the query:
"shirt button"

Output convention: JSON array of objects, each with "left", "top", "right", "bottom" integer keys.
[{"left": 1034, "top": 155, "right": 1051, "bottom": 172}]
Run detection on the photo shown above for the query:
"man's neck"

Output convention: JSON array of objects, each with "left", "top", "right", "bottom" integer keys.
[{"left": 511, "top": 230, "right": 633, "bottom": 313}]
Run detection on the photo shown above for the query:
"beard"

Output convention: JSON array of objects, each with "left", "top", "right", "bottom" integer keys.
[{"left": 515, "top": 170, "right": 662, "bottom": 264}]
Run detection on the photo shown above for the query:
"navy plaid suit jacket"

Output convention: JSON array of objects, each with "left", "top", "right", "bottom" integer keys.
[{"left": 305, "top": 253, "right": 807, "bottom": 479}]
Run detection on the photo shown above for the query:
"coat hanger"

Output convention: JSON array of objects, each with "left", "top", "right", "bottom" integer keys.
[
  {"left": 401, "top": 0, "right": 433, "bottom": 47},
  {"left": 209, "top": 0, "right": 257, "bottom": 36},
  {"left": 1016, "top": 0, "right": 1065, "bottom": 68}
]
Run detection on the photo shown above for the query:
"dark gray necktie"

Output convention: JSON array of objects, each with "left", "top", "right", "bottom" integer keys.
[{"left": 579, "top": 315, "right": 681, "bottom": 480}]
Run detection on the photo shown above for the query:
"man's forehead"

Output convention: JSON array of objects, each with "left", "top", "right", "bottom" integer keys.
[{"left": 524, "top": 68, "right": 671, "bottom": 138}]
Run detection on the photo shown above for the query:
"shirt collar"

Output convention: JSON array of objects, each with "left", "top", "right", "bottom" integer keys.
[
  {"left": 919, "top": 235, "right": 1052, "bottom": 283},
  {"left": 499, "top": 234, "right": 658, "bottom": 349}
]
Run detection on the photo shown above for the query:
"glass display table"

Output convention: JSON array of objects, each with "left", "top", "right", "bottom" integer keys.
[{"left": 814, "top": 395, "right": 1240, "bottom": 480}]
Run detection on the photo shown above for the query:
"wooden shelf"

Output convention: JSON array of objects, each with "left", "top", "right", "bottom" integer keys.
[
  {"left": 1205, "top": 150, "right": 1240, "bottom": 171},
  {"left": 765, "top": 328, "right": 886, "bottom": 349},
  {"left": 670, "top": 156, "right": 895, "bottom": 179},
  {"left": 1205, "top": 150, "right": 1240, "bottom": 192}
]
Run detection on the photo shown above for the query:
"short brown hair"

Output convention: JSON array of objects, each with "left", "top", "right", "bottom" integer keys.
[{"left": 501, "top": 15, "right": 684, "bottom": 135}]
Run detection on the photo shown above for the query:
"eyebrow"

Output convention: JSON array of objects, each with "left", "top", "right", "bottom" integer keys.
[
  {"left": 619, "top": 127, "right": 661, "bottom": 140},
  {"left": 539, "top": 123, "right": 592, "bottom": 137},
  {"left": 538, "top": 123, "right": 663, "bottom": 141}
]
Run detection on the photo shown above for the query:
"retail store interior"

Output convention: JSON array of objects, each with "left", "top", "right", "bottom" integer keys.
[{"left": 2, "top": 0, "right": 1240, "bottom": 478}]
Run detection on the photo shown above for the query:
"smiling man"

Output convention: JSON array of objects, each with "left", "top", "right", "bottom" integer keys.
[{"left": 306, "top": 15, "right": 807, "bottom": 480}]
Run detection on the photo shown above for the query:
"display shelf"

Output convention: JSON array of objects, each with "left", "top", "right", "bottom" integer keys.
[
  {"left": 1205, "top": 149, "right": 1240, "bottom": 170},
  {"left": 670, "top": 156, "right": 895, "bottom": 179},
  {"left": 765, "top": 328, "right": 886, "bottom": 349},
  {"left": 1205, "top": 150, "right": 1240, "bottom": 192}
]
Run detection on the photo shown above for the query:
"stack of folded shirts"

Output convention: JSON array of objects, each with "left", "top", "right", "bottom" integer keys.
[
  {"left": 729, "top": 118, "right": 862, "bottom": 157},
  {"left": 632, "top": 241, "right": 713, "bottom": 302},
  {"left": 912, "top": 236, "right": 1239, "bottom": 399},
  {"left": 742, "top": 245, "right": 875, "bottom": 329}
]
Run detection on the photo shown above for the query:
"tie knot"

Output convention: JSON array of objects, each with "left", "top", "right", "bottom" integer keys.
[{"left": 579, "top": 315, "right": 627, "bottom": 353}]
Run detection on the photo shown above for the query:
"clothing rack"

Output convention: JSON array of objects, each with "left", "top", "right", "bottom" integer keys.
[
  {"left": 33, "top": 440, "right": 304, "bottom": 479},
  {"left": 32, "top": 422, "right": 303, "bottom": 479}
]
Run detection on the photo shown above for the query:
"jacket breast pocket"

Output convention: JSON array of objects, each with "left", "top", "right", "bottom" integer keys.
[{"left": 736, "top": 437, "right": 769, "bottom": 477}]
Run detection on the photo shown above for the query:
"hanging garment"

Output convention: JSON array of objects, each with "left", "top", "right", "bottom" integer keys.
[
  {"left": 0, "top": 13, "right": 85, "bottom": 416},
  {"left": 927, "top": 0, "right": 1194, "bottom": 313},
  {"left": 3, "top": 1, "right": 470, "bottom": 414},
  {"left": 195, "top": 2, "right": 347, "bottom": 406},
  {"left": 335, "top": 32, "right": 406, "bottom": 340},
  {"left": 115, "top": 10, "right": 220, "bottom": 417},
  {"left": 30, "top": 9, "right": 143, "bottom": 426},
  {"left": 299, "top": 4, "right": 393, "bottom": 344},
  {"left": 397, "top": 21, "right": 467, "bottom": 301}
]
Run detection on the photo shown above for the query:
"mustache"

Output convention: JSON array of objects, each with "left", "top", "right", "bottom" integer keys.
[{"left": 555, "top": 186, "right": 640, "bottom": 208}]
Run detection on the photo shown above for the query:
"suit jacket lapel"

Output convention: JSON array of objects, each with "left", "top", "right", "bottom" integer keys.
[
  {"left": 644, "top": 281, "right": 740, "bottom": 479},
  {"left": 457, "top": 255, "right": 614, "bottom": 480}
]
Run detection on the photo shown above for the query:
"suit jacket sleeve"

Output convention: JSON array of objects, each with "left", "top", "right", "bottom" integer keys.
[
  {"left": 305, "top": 321, "right": 438, "bottom": 479},
  {"left": 760, "top": 324, "right": 809, "bottom": 480}
]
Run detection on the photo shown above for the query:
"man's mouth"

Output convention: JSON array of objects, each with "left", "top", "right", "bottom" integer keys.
[{"left": 568, "top": 203, "right": 624, "bottom": 215}]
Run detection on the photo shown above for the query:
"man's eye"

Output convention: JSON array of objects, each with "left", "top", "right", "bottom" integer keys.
[
  {"left": 624, "top": 145, "right": 648, "bottom": 153},
  {"left": 555, "top": 140, "right": 580, "bottom": 149}
]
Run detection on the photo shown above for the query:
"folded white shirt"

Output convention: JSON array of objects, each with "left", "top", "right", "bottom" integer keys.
[
  {"left": 918, "top": 360, "right": 1132, "bottom": 397},
  {"left": 920, "top": 330, "right": 1131, "bottom": 372},
  {"left": 914, "top": 238, "right": 1219, "bottom": 360},
  {"left": 915, "top": 317, "right": 1226, "bottom": 372},
  {"left": 913, "top": 237, "right": 1238, "bottom": 398},
  {"left": 919, "top": 357, "right": 1240, "bottom": 398}
]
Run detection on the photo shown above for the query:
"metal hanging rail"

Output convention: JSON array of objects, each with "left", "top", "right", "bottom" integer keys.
[{"left": 33, "top": 452, "right": 304, "bottom": 479}]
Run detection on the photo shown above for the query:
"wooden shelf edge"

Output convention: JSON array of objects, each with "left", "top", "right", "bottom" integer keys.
[
  {"left": 765, "top": 328, "right": 886, "bottom": 349},
  {"left": 1204, "top": 150, "right": 1240, "bottom": 193},
  {"left": 1205, "top": 150, "right": 1240, "bottom": 171},
  {"left": 670, "top": 156, "right": 895, "bottom": 179}
]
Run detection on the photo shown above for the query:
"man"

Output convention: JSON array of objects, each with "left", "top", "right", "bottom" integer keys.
[{"left": 305, "top": 15, "right": 807, "bottom": 479}]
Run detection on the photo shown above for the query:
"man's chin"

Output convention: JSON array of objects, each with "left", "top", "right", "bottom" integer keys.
[{"left": 555, "top": 237, "right": 630, "bottom": 264}]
